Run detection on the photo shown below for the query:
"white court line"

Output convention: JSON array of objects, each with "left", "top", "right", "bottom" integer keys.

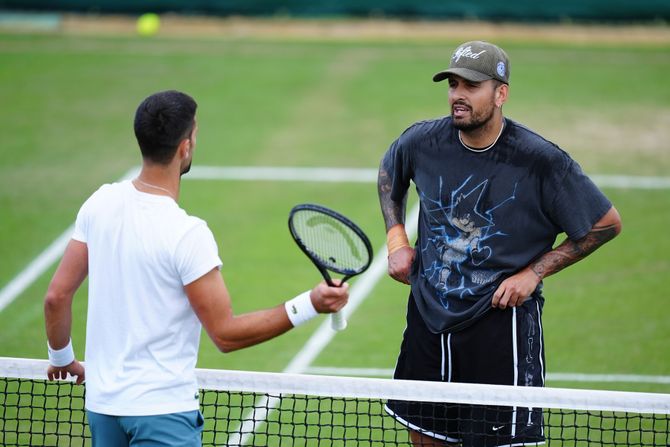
[
  {"left": 187, "top": 165, "right": 377, "bottom": 183},
  {"left": 590, "top": 174, "right": 670, "bottom": 190},
  {"left": 0, "top": 167, "right": 140, "bottom": 313},
  {"left": 186, "top": 166, "right": 670, "bottom": 190},
  {"left": 224, "top": 203, "right": 421, "bottom": 446},
  {"left": 304, "top": 366, "right": 670, "bottom": 384},
  {"left": 3, "top": 166, "right": 667, "bottom": 312},
  {"left": 287, "top": 202, "right": 420, "bottom": 375},
  {"left": 549, "top": 373, "right": 670, "bottom": 384},
  {"left": 2, "top": 165, "right": 669, "bottom": 314},
  {"left": 0, "top": 230, "right": 74, "bottom": 313}
]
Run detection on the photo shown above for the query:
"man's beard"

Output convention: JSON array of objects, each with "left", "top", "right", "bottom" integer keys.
[
  {"left": 451, "top": 102, "right": 496, "bottom": 132},
  {"left": 180, "top": 162, "right": 192, "bottom": 175}
]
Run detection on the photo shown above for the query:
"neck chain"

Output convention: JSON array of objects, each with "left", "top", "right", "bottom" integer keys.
[
  {"left": 134, "top": 178, "right": 175, "bottom": 200},
  {"left": 458, "top": 120, "right": 505, "bottom": 153}
]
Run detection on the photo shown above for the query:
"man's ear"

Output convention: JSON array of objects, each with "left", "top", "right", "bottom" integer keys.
[
  {"left": 177, "top": 137, "right": 190, "bottom": 159},
  {"left": 495, "top": 83, "right": 509, "bottom": 108}
]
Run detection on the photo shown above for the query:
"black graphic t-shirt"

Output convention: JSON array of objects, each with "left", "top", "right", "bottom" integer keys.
[{"left": 382, "top": 116, "right": 612, "bottom": 333}]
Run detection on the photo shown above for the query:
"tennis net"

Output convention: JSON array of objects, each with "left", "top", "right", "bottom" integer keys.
[{"left": 1, "top": 357, "right": 669, "bottom": 446}]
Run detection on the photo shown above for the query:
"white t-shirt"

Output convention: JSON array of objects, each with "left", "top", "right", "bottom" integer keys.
[{"left": 72, "top": 180, "right": 222, "bottom": 415}]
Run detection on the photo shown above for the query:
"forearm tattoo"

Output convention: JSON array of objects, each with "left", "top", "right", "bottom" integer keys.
[
  {"left": 378, "top": 166, "right": 407, "bottom": 231},
  {"left": 531, "top": 223, "right": 620, "bottom": 279}
]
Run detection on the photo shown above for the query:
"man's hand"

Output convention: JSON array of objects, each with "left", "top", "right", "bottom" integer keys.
[
  {"left": 47, "top": 360, "right": 85, "bottom": 385},
  {"left": 388, "top": 246, "right": 415, "bottom": 285},
  {"left": 310, "top": 280, "right": 349, "bottom": 313},
  {"left": 491, "top": 267, "right": 540, "bottom": 309},
  {"left": 492, "top": 206, "right": 623, "bottom": 310}
]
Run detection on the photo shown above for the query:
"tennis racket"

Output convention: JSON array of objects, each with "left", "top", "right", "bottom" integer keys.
[{"left": 288, "top": 203, "right": 373, "bottom": 331}]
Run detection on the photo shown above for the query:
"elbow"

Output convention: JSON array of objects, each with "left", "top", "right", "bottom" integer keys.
[
  {"left": 212, "top": 334, "right": 248, "bottom": 354},
  {"left": 215, "top": 341, "right": 245, "bottom": 354},
  {"left": 44, "top": 287, "right": 70, "bottom": 314},
  {"left": 610, "top": 208, "right": 623, "bottom": 238},
  {"left": 597, "top": 206, "right": 623, "bottom": 243},
  {"left": 613, "top": 220, "right": 623, "bottom": 238},
  {"left": 203, "top": 319, "right": 251, "bottom": 353}
]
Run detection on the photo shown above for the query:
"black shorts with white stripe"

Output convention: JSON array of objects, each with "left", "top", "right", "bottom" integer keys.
[{"left": 385, "top": 293, "right": 546, "bottom": 447}]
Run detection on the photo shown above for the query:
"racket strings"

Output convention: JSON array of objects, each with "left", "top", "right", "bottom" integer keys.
[{"left": 292, "top": 211, "right": 370, "bottom": 274}]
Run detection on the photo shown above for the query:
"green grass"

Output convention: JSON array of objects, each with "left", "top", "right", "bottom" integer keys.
[{"left": 0, "top": 30, "right": 669, "bottom": 401}]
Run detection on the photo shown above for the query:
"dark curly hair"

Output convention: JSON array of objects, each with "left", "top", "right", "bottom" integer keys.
[{"left": 133, "top": 90, "right": 197, "bottom": 164}]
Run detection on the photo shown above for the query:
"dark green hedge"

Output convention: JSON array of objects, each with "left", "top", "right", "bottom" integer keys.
[{"left": 2, "top": 0, "right": 669, "bottom": 23}]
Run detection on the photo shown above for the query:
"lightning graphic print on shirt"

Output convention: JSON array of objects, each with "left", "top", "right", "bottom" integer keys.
[{"left": 420, "top": 175, "right": 517, "bottom": 309}]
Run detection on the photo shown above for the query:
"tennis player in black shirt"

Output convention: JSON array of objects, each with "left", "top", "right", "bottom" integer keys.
[{"left": 378, "top": 41, "right": 622, "bottom": 447}]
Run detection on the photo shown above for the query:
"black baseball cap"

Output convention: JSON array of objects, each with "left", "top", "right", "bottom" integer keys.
[{"left": 433, "top": 41, "right": 510, "bottom": 84}]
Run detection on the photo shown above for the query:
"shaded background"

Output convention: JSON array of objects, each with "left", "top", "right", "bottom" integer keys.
[{"left": 2, "top": 0, "right": 670, "bottom": 23}]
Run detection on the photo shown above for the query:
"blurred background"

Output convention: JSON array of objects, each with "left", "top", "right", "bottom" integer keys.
[{"left": 2, "top": 0, "right": 670, "bottom": 22}]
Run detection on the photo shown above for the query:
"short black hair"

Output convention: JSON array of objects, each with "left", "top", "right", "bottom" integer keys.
[{"left": 133, "top": 90, "right": 197, "bottom": 164}]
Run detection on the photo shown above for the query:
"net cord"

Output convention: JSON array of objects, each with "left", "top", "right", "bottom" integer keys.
[{"left": 2, "top": 357, "right": 669, "bottom": 415}]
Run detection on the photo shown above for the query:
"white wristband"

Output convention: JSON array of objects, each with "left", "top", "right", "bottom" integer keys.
[
  {"left": 284, "top": 291, "right": 318, "bottom": 327},
  {"left": 48, "top": 339, "right": 75, "bottom": 367}
]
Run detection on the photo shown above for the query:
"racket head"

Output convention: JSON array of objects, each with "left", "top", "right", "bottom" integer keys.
[{"left": 288, "top": 203, "right": 373, "bottom": 280}]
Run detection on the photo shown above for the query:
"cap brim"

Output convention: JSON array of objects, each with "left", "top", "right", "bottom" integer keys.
[{"left": 433, "top": 68, "right": 492, "bottom": 83}]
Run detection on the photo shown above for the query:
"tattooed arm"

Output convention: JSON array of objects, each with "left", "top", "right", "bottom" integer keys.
[
  {"left": 378, "top": 164, "right": 407, "bottom": 230},
  {"left": 491, "top": 206, "right": 622, "bottom": 309},
  {"left": 378, "top": 163, "right": 415, "bottom": 284},
  {"left": 529, "top": 207, "right": 622, "bottom": 279}
]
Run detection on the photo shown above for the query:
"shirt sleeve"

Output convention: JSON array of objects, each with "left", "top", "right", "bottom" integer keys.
[
  {"left": 174, "top": 222, "right": 223, "bottom": 286},
  {"left": 72, "top": 184, "right": 112, "bottom": 243},
  {"left": 381, "top": 127, "right": 415, "bottom": 202},
  {"left": 547, "top": 158, "right": 612, "bottom": 240},
  {"left": 72, "top": 194, "right": 95, "bottom": 243}
]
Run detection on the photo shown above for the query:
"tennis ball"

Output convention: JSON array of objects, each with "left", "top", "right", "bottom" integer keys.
[{"left": 137, "top": 13, "right": 160, "bottom": 36}]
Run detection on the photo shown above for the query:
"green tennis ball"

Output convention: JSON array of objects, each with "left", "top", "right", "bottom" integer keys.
[{"left": 137, "top": 13, "right": 160, "bottom": 36}]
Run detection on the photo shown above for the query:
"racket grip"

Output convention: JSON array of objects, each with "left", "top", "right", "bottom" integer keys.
[{"left": 331, "top": 310, "right": 347, "bottom": 331}]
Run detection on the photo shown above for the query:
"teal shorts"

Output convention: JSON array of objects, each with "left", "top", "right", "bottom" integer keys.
[{"left": 86, "top": 410, "right": 204, "bottom": 447}]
